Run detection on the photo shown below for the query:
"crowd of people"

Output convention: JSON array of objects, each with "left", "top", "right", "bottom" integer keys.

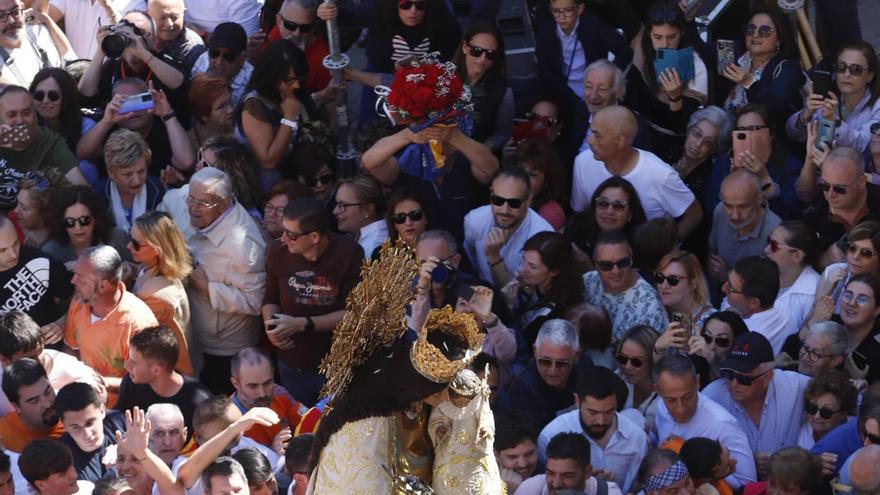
[{"left": 0, "top": 0, "right": 876, "bottom": 493}]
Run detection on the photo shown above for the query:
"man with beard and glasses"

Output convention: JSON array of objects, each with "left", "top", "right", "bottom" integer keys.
[
  {"left": 114, "top": 325, "right": 211, "bottom": 438},
  {"left": 0, "top": 0, "right": 73, "bottom": 87},
  {"left": 464, "top": 165, "right": 553, "bottom": 286},
  {"left": 229, "top": 347, "right": 306, "bottom": 451},
  {"left": 537, "top": 365, "right": 647, "bottom": 493},
  {"left": 0, "top": 358, "right": 64, "bottom": 453},
  {"left": 708, "top": 169, "right": 781, "bottom": 286}
]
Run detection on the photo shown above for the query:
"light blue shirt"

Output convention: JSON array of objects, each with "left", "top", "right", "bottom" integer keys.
[
  {"left": 557, "top": 19, "right": 585, "bottom": 99},
  {"left": 703, "top": 370, "right": 810, "bottom": 455},
  {"left": 463, "top": 205, "right": 553, "bottom": 283},
  {"left": 654, "top": 392, "right": 757, "bottom": 488},
  {"left": 537, "top": 410, "right": 647, "bottom": 493}
]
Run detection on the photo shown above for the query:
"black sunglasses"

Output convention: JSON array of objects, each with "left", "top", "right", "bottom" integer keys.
[
  {"left": 398, "top": 0, "right": 426, "bottom": 10},
  {"left": 281, "top": 17, "right": 315, "bottom": 33},
  {"left": 32, "top": 90, "right": 60, "bottom": 102},
  {"left": 834, "top": 62, "right": 866, "bottom": 76},
  {"left": 864, "top": 429, "right": 880, "bottom": 445},
  {"left": 847, "top": 243, "right": 877, "bottom": 258},
  {"left": 489, "top": 194, "right": 525, "bottom": 209},
  {"left": 596, "top": 257, "right": 632, "bottom": 272},
  {"left": 596, "top": 197, "right": 628, "bottom": 211},
  {"left": 720, "top": 368, "right": 769, "bottom": 386},
  {"left": 819, "top": 181, "right": 853, "bottom": 195},
  {"left": 467, "top": 45, "right": 498, "bottom": 61},
  {"left": 63, "top": 216, "right": 92, "bottom": 228},
  {"left": 744, "top": 24, "right": 776, "bottom": 38},
  {"left": 129, "top": 232, "right": 142, "bottom": 251},
  {"left": 392, "top": 210, "right": 424, "bottom": 224},
  {"left": 302, "top": 173, "right": 334, "bottom": 187},
  {"left": 805, "top": 401, "right": 840, "bottom": 419},
  {"left": 615, "top": 354, "right": 643, "bottom": 368},
  {"left": 209, "top": 48, "right": 239, "bottom": 62},
  {"left": 702, "top": 334, "right": 731, "bottom": 348},
  {"left": 536, "top": 357, "right": 571, "bottom": 370},
  {"left": 654, "top": 273, "right": 689, "bottom": 287}
]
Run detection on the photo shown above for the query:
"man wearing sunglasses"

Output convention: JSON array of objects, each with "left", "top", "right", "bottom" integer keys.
[
  {"left": 190, "top": 22, "right": 251, "bottom": 106},
  {"left": 703, "top": 332, "right": 810, "bottom": 479},
  {"left": 255, "top": 0, "right": 330, "bottom": 95}
]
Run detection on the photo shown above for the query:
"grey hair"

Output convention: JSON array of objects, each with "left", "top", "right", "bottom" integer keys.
[
  {"left": 231, "top": 347, "right": 272, "bottom": 378},
  {"left": 146, "top": 403, "right": 184, "bottom": 424},
  {"left": 201, "top": 457, "right": 247, "bottom": 495},
  {"left": 415, "top": 229, "right": 458, "bottom": 255},
  {"left": 653, "top": 354, "right": 697, "bottom": 382},
  {"left": 824, "top": 146, "right": 866, "bottom": 174},
  {"left": 190, "top": 167, "right": 234, "bottom": 200},
  {"left": 687, "top": 105, "right": 734, "bottom": 152},
  {"left": 83, "top": 245, "right": 122, "bottom": 282},
  {"left": 535, "top": 319, "right": 580, "bottom": 352},
  {"left": 583, "top": 59, "right": 626, "bottom": 99},
  {"left": 806, "top": 321, "right": 849, "bottom": 357}
]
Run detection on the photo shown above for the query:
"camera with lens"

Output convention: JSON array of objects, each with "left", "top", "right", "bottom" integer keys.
[
  {"left": 102, "top": 20, "right": 146, "bottom": 59},
  {"left": 430, "top": 262, "right": 474, "bottom": 301}
]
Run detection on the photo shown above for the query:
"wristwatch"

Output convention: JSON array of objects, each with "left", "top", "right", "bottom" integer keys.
[
  {"left": 280, "top": 118, "right": 298, "bottom": 131},
  {"left": 304, "top": 315, "right": 315, "bottom": 331}
]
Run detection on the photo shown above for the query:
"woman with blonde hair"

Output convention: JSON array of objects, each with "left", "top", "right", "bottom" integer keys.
[
  {"left": 654, "top": 251, "right": 713, "bottom": 329},
  {"left": 101, "top": 128, "right": 165, "bottom": 234},
  {"left": 128, "top": 211, "right": 196, "bottom": 375}
]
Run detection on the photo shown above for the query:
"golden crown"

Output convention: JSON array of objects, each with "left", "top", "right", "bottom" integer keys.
[{"left": 410, "top": 305, "right": 483, "bottom": 383}]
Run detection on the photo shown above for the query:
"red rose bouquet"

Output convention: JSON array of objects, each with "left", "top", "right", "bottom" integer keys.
[{"left": 384, "top": 58, "right": 472, "bottom": 123}]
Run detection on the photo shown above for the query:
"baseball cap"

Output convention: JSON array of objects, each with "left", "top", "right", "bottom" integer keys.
[
  {"left": 719, "top": 332, "right": 773, "bottom": 373},
  {"left": 207, "top": 22, "right": 247, "bottom": 55}
]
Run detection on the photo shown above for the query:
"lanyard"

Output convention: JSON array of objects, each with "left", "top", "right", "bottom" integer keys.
[{"left": 565, "top": 39, "right": 580, "bottom": 80}]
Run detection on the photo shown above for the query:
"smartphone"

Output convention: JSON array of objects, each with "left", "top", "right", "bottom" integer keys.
[
  {"left": 654, "top": 47, "right": 695, "bottom": 83},
  {"left": 118, "top": 92, "right": 154, "bottom": 114},
  {"left": 716, "top": 39, "right": 735, "bottom": 75},
  {"left": 671, "top": 312, "right": 693, "bottom": 335},
  {"left": 512, "top": 118, "right": 549, "bottom": 144},
  {"left": 0, "top": 123, "right": 30, "bottom": 147},
  {"left": 816, "top": 118, "right": 836, "bottom": 150},
  {"left": 852, "top": 349, "right": 869, "bottom": 370},
  {"left": 811, "top": 70, "right": 832, "bottom": 97},
  {"left": 732, "top": 130, "right": 754, "bottom": 158}
]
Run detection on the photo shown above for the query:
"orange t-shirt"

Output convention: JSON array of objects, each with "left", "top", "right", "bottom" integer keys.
[
  {"left": 0, "top": 413, "right": 64, "bottom": 453},
  {"left": 64, "top": 286, "right": 158, "bottom": 378},
  {"left": 233, "top": 385, "right": 307, "bottom": 447}
]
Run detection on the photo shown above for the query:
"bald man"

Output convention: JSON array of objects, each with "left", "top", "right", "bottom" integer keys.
[
  {"left": 148, "top": 0, "right": 206, "bottom": 73},
  {"left": 850, "top": 445, "right": 880, "bottom": 495},
  {"left": 0, "top": 216, "right": 72, "bottom": 330},
  {"left": 571, "top": 106, "right": 702, "bottom": 239},
  {"left": 708, "top": 169, "right": 781, "bottom": 284}
]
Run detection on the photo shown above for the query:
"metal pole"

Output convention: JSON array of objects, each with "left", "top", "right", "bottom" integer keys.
[{"left": 323, "top": 0, "right": 357, "bottom": 178}]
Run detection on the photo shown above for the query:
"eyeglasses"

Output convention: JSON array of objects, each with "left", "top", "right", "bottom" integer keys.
[
  {"left": 654, "top": 273, "right": 689, "bottom": 287},
  {"left": 63, "top": 216, "right": 92, "bottom": 228},
  {"left": 392, "top": 210, "right": 424, "bottom": 224},
  {"left": 766, "top": 237, "right": 798, "bottom": 254},
  {"left": 282, "top": 228, "right": 315, "bottom": 241},
  {"left": 334, "top": 201, "right": 366, "bottom": 212},
  {"left": 489, "top": 194, "right": 525, "bottom": 209},
  {"left": 302, "top": 173, "right": 334, "bottom": 187},
  {"left": 398, "top": 0, "right": 426, "bottom": 10},
  {"left": 129, "top": 233, "right": 146, "bottom": 251},
  {"left": 734, "top": 124, "right": 770, "bottom": 131},
  {"left": 689, "top": 127, "right": 718, "bottom": 149},
  {"left": 550, "top": 6, "right": 578, "bottom": 18},
  {"left": 0, "top": 7, "right": 21, "bottom": 23},
  {"left": 819, "top": 179, "right": 859, "bottom": 195},
  {"left": 842, "top": 290, "right": 873, "bottom": 307},
  {"left": 702, "top": 334, "right": 731, "bottom": 348},
  {"left": 32, "top": 90, "right": 60, "bottom": 102},
  {"left": 834, "top": 62, "right": 866, "bottom": 76},
  {"left": 208, "top": 48, "right": 239, "bottom": 63},
  {"left": 186, "top": 195, "right": 222, "bottom": 209},
  {"left": 264, "top": 203, "right": 285, "bottom": 216},
  {"left": 596, "top": 197, "right": 628, "bottom": 211},
  {"left": 744, "top": 24, "right": 776, "bottom": 38},
  {"left": 596, "top": 257, "right": 632, "bottom": 272},
  {"left": 280, "top": 17, "right": 315, "bottom": 33},
  {"left": 720, "top": 368, "right": 770, "bottom": 386},
  {"left": 847, "top": 243, "right": 877, "bottom": 259},
  {"left": 800, "top": 343, "right": 838, "bottom": 361},
  {"left": 805, "top": 401, "right": 840, "bottom": 419},
  {"left": 536, "top": 357, "right": 572, "bottom": 370},
  {"left": 467, "top": 44, "right": 498, "bottom": 61},
  {"left": 615, "top": 354, "right": 643, "bottom": 368}
]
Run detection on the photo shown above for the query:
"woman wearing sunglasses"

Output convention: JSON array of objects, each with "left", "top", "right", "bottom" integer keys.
[
  {"left": 837, "top": 274, "right": 880, "bottom": 384},
  {"left": 565, "top": 176, "right": 647, "bottom": 271},
  {"left": 720, "top": 7, "right": 804, "bottom": 133},
  {"left": 764, "top": 221, "right": 821, "bottom": 331},
  {"left": 28, "top": 68, "right": 85, "bottom": 155},
  {"left": 451, "top": 20, "right": 512, "bottom": 154},
  {"left": 288, "top": 141, "right": 336, "bottom": 208},
  {"left": 787, "top": 42, "right": 880, "bottom": 154},
  {"left": 798, "top": 370, "right": 856, "bottom": 450},
  {"left": 516, "top": 139, "right": 568, "bottom": 231},
  {"left": 186, "top": 74, "right": 235, "bottom": 150},
  {"left": 615, "top": 325, "right": 661, "bottom": 428},
  {"left": 383, "top": 186, "right": 429, "bottom": 251},
  {"left": 653, "top": 251, "right": 714, "bottom": 332},
  {"left": 127, "top": 211, "right": 195, "bottom": 376},
  {"left": 688, "top": 311, "right": 748, "bottom": 382},
  {"left": 43, "top": 185, "right": 132, "bottom": 270},
  {"left": 625, "top": 0, "right": 708, "bottom": 160}
]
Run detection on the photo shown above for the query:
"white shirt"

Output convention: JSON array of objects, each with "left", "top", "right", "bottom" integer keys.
[
  {"left": 463, "top": 205, "right": 553, "bottom": 283},
  {"left": 775, "top": 266, "right": 819, "bottom": 331},
  {"left": 653, "top": 392, "right": 757, "bottom": 488},
  {"left": 191, "top": 52, "right": 254, "bottom": 106},
  {"left": 0, "top": 350, "right": 97, "bottom": 417},
  {"left": 514, "top": 474, "right": 622, "bottom": 495},
  {"left": 357, "top": 219, "right": 388, "bottom": 260},
  {"left": 570, "top": 148, "right": 695, "bottom": 218},
  {"left": 48, "top": 0, "right": 144, "bottom": 58},
  {"left": 0, "top": 24, "right": 71, "bottom": 87},
  {"left": 741, "top": 305, "right": 798, "bottom": 356},
  {"left": 557, "top": 19, "right": 585, "bottom": 99},
  {"left": 537, "top": 410, "right": 647, "bottom": 493},
  {"left": 184, "top": 0, "right": 264, "bottom": 35}
]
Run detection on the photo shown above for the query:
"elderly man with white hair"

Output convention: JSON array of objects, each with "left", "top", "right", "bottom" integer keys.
[
  {"left": 797, "top": 321, "right": 848, "bottom": 376},
  {"left": 146, "top": 403, "right": 189, "bottom": 467},
  {"left": 182, "top": 167, "right": 266, "bottom": 394},
  {"left": 507, "top": 319, "right": 591, "bottom": 429}
]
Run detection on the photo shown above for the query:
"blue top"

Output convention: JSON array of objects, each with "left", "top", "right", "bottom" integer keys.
[{"left": 810, "top": 418, "right": 862, "bottom": 475}]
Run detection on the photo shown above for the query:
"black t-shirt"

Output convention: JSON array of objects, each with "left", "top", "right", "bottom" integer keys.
[
  {"left": 113, "top": 373, "right": 212, "bottom": 439},
  {"left": 60, "top": 410, "right": 126, "bottom": 482},
  {"left": 802, "top": 184, "right": 880, "bottom": 253},
  {"left": 0, "top": 245, "right": 73, "bottom": 325}
]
